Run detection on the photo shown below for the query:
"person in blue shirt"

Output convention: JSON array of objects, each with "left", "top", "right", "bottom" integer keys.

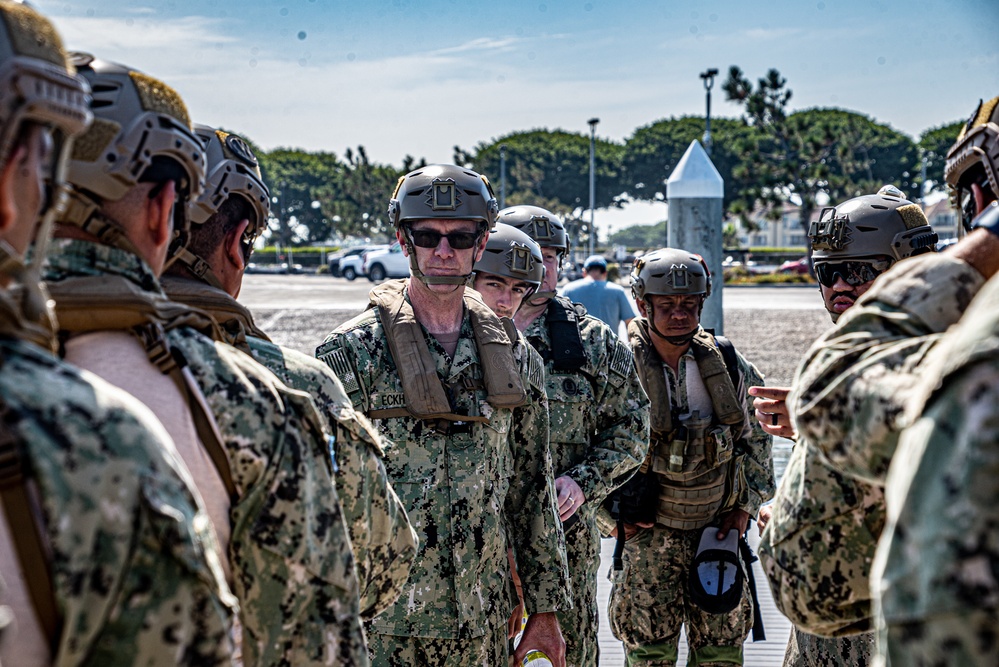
[{"left": 562, "top": 255, "right": 637, "bottom": 336}]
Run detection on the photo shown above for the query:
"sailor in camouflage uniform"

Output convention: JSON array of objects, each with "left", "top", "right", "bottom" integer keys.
[
  {"left": 791, "top": 97, "right": 999, "bottom": 665},
  {"left": 317, "top": 165, "right": 572, "bottom": 667},
  {"left": 483, "top": 206, "right": 649, "bottom": 667},
  {"left": 757, "top": 186, "right": 939, "bottom": 667},
  {"left": 0, "top": 5, "right": 235, "bottom": 663},
  {"left": 606, "top": 248, "right": 773, "bottom": 667},
  {"left": 161, "top": 123, "right": 418, "bottom": 620},
  {"left": 41, "top": 56, "right": 365, "bottom": 666}
]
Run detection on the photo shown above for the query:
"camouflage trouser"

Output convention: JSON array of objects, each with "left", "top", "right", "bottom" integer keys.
[
  {"left": 782, "top": 627, "right": 874, "bottom": 666},
  {"left": 880, "top": 609, "right": 999, "bottom": 667},
  {"left": 367, "top": 620, "right": 507, "bottom": 667},
  {"left": 556, "top": 512, "right": 601, "bottom": 667},
  {"left": 608, "top": 524, "right": 753, "bottom": 667}
]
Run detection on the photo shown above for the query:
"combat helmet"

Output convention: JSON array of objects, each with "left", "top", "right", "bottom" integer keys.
[
  {"left": 945, "top": 96, "right": 999, "bottom": 233},
  {"left": 388, "top": 163, "right": 498, "bottom": 286},
  {"left": 809, "top": 185, "right": 937, "bottom": 290},
  {"left": 631, "top": 247, "right": 711, "bottom": 343},
  {"left": 496, "top": 205, "right": 568, "bottom": 257},
  {"left": 59, "top": 53, "right": 205, "bottom": 258},
  {"left": 631, "top": 247, "right": 712, "bottom": 304},
  {"left": 0, "top": 0, "right": 91, "bottom": 322},
  {"left": 497, "top": 205, "right": 567, "bottom": 303},
  {"left": 168, "top": 124, "right": 270, "bottom": 286},
  {"left": 472, "top": 222, "right": 545, "bottom": 303}
]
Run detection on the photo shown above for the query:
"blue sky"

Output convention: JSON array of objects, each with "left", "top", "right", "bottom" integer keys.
[{"left": 33, "top": 0, "right": 999, "bottom": 228}]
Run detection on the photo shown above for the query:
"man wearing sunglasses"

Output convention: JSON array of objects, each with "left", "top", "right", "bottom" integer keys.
[
  {"left": 318, "top": 165, "right": 571, "bottom": 666},
  {"left": 756, "top": 185, "right": 938, "bottom": 667},
  {"left": 783, "top": 96, "right": 999, "bottom": 665}
]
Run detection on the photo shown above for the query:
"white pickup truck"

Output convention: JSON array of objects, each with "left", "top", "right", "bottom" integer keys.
[{"left": 364, "top": 242, "right": 411, "bottom": 282}]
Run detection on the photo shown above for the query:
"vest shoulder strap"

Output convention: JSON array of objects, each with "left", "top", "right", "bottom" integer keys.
[
  {"left": 690, "top": 329, "right": 745, "bottom": 427},
  {"left": 0, "top": 399, "right": 61, "bottom": 651}
]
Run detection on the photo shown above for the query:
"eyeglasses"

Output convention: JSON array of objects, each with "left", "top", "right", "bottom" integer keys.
[
  {"left": 814, "top": 258, "right": 893, "bottom": 288},
  {"left": 407, "top": 228, "right": 480, "bottom": 250}
]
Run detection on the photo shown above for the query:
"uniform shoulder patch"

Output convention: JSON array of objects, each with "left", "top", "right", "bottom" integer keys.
[
  {"left": 526, "top": 346, "right": 545, "bottom": 395},
  {"left": 317, "top": 339, "right": 361, "bottom": 395},
  {"left": 608, "top": 340, "right": 634, "bottom": 387}
]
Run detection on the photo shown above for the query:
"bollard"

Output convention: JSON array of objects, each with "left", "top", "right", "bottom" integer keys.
[{"left": 667, "top": 140, "right": 725, "bottom": 334}]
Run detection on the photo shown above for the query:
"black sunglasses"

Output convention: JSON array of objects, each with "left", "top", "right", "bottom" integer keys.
[
  {"left": 408, "top": 228, "right": 480, "bottom": 250},
  {"left": 814, "top": 258, "right": 893, "bottom": 288}
]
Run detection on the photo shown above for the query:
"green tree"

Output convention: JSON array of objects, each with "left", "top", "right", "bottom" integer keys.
[
  {"left": 454, "top": 129, "right": 626, "bottom": 221},
  {"left": 328, "top": 146, "right": 412, "bottom": 240},
  {"left": 608, "top": 221, "right": 667, "bottom": 249},
  {"left": 917, "top": 120, "right": 965, "bottom": 193},
  {"left": 621, "top": 115, "right": 760, "bottom": 213},
  {"left": 722, "top": 66, "right": 918, "bottom": 231},
  {"left": 258, "top": 149, "right": 344, "bottom": 243}
]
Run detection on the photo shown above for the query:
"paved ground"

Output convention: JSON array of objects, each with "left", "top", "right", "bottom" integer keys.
[{"left": 243, "top": 275, "right": 830, "bottom": 666}]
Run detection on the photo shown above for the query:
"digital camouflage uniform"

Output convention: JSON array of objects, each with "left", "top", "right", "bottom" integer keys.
[
  {"left": 44, "top": 239, "right": 367, "bottom": 667},
  {"left": 788, "top": 253, "right": 992, "bottom": 665},
  {"left": 0, "top": 289, "right": 236, "bottom": 665},
  {"left": 523, "top": 296, "right": 650, "bottom": 667},
  {"left": 607, "top": 320, "right": 773, "bottom": 667},
  {"left": 161, "top": 274, "right": 419, "bottom": 620},
  {"left": 317, "top": 280, "right": 571, "bottom": 666}
]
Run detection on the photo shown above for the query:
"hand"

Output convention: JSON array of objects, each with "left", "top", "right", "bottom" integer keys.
[
  {"left": 507, "top": 601, "right": 525, "bottom": 640},
  {"left": 756, "top": 505, "right": 772, "bottom": 534},
  {"left": 609, "top": 521, "right": 654, "bottom": 541},
  {"left": 555, "top": 476, "right": 585, "bottom": 523},
  {"left": 749, "top": 385, "right": 797, "bottom": 439},
  {"left": 513, "top": 611, "right": 566, "bottom": 667},
  {"left": 716, "top": 509, "right": 750, "bottom": 540}
]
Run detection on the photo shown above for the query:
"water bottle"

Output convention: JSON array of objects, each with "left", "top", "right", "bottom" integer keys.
[{"left": 521, "top": 649, "right": 554, "bottom": 667}]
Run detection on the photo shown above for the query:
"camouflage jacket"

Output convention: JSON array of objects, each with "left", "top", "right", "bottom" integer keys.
[
  {"left": 161, "top": 275, "right": 418, "bottom": 620},
  {"left": 761, "top": 255, "right": 982, "bottom": 638},
  {"left": 0, "top": 288, "right": 235, "bottom": 665},
  {"left": 44, "top": 240, "right": 366, "bottom": 667},
  {"left": 874, "top": 265, "right": 999, "bottom": 659},
  {"left": 792, "top": 254, "right": 982, "bottom": 483},
  {"left": 318, "top": 281, "right": 571, "bottom": 639},
  {"left": 523, "top": 297, "right": 649, "bottom": 515}
]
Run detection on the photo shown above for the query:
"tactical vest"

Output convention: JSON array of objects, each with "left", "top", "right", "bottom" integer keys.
[
  {"left": 363, "top": 280, "right": 528, "bottom": 423},
  {"left": 47, "top": 273, "right": 237, "bottom": 499},
  {"left": 160, "top": 275, "right": 272, "bottom": 354},
  {"left": 629, "top": 319, "right": 745, "bottom": 530}
]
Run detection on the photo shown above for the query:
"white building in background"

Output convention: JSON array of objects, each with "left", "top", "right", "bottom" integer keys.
[
  {"left": 729, "top": 195, "right": 958, "bottom": 249},
  {"left": 730, "top": 203, "right": 819, "bottom": 249}
]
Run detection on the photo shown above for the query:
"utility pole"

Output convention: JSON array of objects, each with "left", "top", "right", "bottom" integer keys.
[
  {"left": 499, "top": 144, "right": 507, "bottom": 210},
  {"left": 699, "top": 68, "right": 718, "bottom": 156},
  {"left": 588, "top": 117, "right": 599, "bottom": 256}
]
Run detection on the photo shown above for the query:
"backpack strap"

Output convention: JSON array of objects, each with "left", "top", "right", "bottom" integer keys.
[{"left": 713, "top": 335, "right": 741, "bottom": 394}]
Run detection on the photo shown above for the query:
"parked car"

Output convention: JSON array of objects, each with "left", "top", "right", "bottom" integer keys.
[
  {"left": 778, "top": 257, "right": 810, "bottom": 275},
  {"left": 328, "top": 246, "right": 375, "bottom": 277},
  {"left": 339, "top": 244, "right": 387, "bottom": 280},
  {"left": 364, "top": 242, "right": 410, "bottom": 282}
]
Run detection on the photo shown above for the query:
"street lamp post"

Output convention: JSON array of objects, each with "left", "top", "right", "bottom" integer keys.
[
  {"left": 499, "top": 144, "right": 507, "bottom": 210},
  {"left": 588, "top": 117, "right": 599, "bottom": 256},
  {"left": 699, "top": 68, "right": 718, "bottom": 156}
]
